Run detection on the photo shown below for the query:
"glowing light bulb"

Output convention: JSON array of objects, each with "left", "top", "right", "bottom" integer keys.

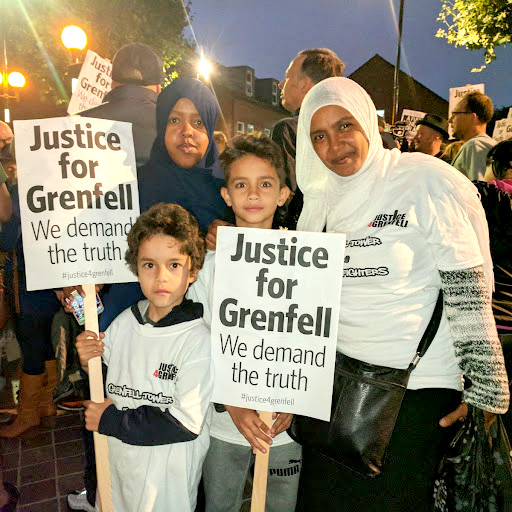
[
  {"left": 8, "top": 72, "right": 26, "bottom": 88},
  {"left": 61, "top": 26, "right": 87, "bottom": 50},
  {"left": 198, "top": 54, "right": 212, "bottom": 81}
]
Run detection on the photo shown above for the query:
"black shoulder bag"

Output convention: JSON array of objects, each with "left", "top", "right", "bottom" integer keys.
[{"left": 288, "top": 290, "right": 444, "bottom": 478}]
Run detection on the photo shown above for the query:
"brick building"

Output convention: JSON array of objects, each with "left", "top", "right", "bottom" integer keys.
[
  {"left": 180, "top": 58, "right": 288, "bottom": 141},
  {"left": 209, "top": 64, "right": 288, "bottom": 140},
  {"left": 349, "top": 54, "right": 448, "bottom": 123}
]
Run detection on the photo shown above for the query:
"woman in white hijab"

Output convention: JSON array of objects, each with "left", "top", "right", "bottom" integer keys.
[{"left": 294, "top": 77, "right": 509, "bottom": 512}]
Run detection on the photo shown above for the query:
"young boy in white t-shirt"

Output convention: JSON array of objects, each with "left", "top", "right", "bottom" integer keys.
[
  {"left": 76, "top": 203, "right": 213, "bottom": 512},
  {"left": 188, "top": 134, "right": 302, "bottom": 512}
]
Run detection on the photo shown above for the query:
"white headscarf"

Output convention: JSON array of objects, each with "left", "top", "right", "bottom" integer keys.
[
  {"left": 296, "top": 77, "right": 401, "bottom": 234},
  {"left": 295, "top": 77, "right": 494, "bottom": 290}
]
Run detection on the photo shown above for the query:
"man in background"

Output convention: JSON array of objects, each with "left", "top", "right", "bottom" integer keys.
[
  {"left": 272, "top": 48, "right": 345, "bottom": 228},
  {"left": 449, "top": 91, "right": 496, "bottom": 180},
  {"left": 412, "top": 114, "right": 450, "bottom": 162},
  {"left": 81, "top": 42, "right": 163, "bottom": 167}
]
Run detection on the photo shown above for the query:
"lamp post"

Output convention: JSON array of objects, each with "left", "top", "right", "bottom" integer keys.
[
  {"left": 2, "top": 17, "right": 26, "bottom": 123},
  {"left": 61, "top": 25, "right": 87, "bottom": 62},
  {"left": 61, "top": 25, "right": 87, "bottom": 93},
  {"left": 1, "top": 71, "right": 26, "bottom": 123},
  {"left": 391, "top": 0, "right": 405, "bottom": 125}
]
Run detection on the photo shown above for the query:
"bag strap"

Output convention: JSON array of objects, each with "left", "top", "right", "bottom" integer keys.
[{"left": 408, "top": 290, "right": 443, "bottom": 372}]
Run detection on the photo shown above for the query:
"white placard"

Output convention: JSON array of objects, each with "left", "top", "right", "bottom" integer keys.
[
  {"left": 14, "top": 116, "right": 139, "bottom": 291},
  {"left": 400, "top": 109, "right": 426, "bottom": 139},
  {"left": 448, "top": 83, "right": 485, "bottom": 136},
  {"left": 492, "top": 118, "right": 512, "bottom": 143},
  {"left": 210, "top": 227, "right": 346, "bottom": 421},
  {"left": 67, "top": 50, "right": 112, "bottom": 115}
]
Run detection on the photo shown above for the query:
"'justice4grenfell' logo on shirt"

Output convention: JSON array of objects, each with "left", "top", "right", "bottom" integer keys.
[
  {"left": 153, "top": 363, "right": 178, "bottom": 381},
  {"left": 368, "top": 210, "right": 409, "bottom": 228}
]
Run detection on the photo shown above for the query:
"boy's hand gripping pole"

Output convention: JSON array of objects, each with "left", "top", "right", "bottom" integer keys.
[
  {"left": 83, "top": 283, "right": 113, "bottom": 512},
  {"left": 251, "top": 410, "right": 273, "bottom": 512}
]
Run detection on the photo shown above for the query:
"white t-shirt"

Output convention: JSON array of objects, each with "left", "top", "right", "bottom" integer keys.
[
  {"left": 188, "top": 252, "right": 294, "bottom": 447},
  {"left": 452, "top": 133, "right": 497, "bottom": 181},
  {"left": 102, "top": 303, "right": 213, "bottom": 512},
  {"left": 334, "top": 163, "right": 490, "bottom": 391}
]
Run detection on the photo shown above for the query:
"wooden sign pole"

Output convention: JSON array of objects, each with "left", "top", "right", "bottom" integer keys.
[
  {"left": 83, "top": 283, "right": 113, "bottom": 512},
  {"left": 250, "top": 411, "right": 273, "bottom": 512}
]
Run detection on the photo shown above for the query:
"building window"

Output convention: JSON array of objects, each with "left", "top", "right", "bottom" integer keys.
[
  {"left": 237, "top": 121, "right": 244, "bottom": 134},
  {"left": 246, "top": 70, "right": 253, "bottom": 96},
  {"left": 247, "top": 124, "right": 255, "bottom": 134},
  {"left": 272, "top": 82, "right": 278, "bottom": 106},
  {"left": 264, "top": 128, "right": 271, "bottom": 136}
]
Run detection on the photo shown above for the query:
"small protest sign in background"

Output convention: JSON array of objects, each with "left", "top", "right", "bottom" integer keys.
[
  {"left": 67, "top": 50, "right": 112, "bottom": 115},
  {"left": 400, "top": 109, "right": 426, "bottom": 140},
  {"left": 492, "top": 118, "right": 512, "bottom": 143},
  {"left": 211, "top": 227, "right": 345, "bottom": 421},
  {"left": 14, "top": 116, "right": 139, "bottom": 291}
]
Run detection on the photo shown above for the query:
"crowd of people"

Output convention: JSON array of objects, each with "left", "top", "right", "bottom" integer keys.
[{"left": 0, "top": 42, "right": 510, "bottom": 512}]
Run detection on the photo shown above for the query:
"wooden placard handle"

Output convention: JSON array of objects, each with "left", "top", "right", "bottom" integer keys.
[
  {"left": 251, "top": 410, "right": 273, "bottom": 512},
  {"left": 83, "top": 283, "right": 113, "bottom": 512}
]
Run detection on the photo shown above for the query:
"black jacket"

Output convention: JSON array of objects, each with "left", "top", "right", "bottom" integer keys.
[
  {"left": 79, "top": 84, "right": 157, "bottom": 167},
  {"left": 272, "top": 112, "right": 302, "bottom": 230},
  {"left": 472, "top": 181, "right": 512, "bottom": 332}
]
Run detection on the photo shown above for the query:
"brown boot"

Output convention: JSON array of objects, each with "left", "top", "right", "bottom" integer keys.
[
  {"left": 0, "top": 372, "right": 43, "bottom": 438},
  {"left": 39, "top": 360, "right": 58, "bottom": 417}
]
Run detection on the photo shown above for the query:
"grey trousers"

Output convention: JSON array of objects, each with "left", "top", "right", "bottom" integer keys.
[{"left": 203, "top": 436, "right": 302, "bottom": 512}]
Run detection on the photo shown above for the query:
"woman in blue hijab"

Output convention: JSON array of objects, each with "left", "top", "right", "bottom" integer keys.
[
  {"left": 98, "top": 78, "right": 227, "bottom": 330},
  {"left": 138, "top": 77, "right": 226, "bottom": 230}
]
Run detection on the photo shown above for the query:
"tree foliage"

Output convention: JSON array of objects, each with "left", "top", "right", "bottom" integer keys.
[
  {"left": 436, "top": 0, "right": 512, "bottom": 71},
  {"left": 3, "top": 0, "right": 193, "bottom": 106}
]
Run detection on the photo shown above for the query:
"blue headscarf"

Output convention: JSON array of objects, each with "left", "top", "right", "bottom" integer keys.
[{"left": 138, "top": 78, "right": 226, "bottom": 231}]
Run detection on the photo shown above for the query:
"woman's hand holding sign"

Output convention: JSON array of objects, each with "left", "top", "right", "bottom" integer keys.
[
  {"left": 271, "top": 412, "right": 293, "bottom": 436},
  {"left": 225, "top": 405, "right": 273, "bottom": 454}
]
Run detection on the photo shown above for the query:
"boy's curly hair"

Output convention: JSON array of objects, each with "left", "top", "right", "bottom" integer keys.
[
  {"left": 125, "top": 203, "right": 206, "bottom": 275},
  {"left": 220, "top": 133, "right": 286, "bottom": 187}
]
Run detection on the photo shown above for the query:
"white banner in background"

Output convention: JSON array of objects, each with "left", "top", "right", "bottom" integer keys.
[
  {"left": 400, "top": 109, "right": 426, "bottom": 139},
  {"left": 492, "top": 118, "right": 512, "bottom": 143},
  {"left": 67, "top": 50, "right": 112, "bottom": 115}
]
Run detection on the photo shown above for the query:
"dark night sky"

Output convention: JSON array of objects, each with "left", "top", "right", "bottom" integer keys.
[{"left": 185, "top": 0, "right": 512, "bottom": 112}]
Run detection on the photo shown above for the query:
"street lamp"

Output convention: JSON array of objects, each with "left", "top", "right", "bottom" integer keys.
[
  {"left": 61, "top": 25, "right": 87, "bottom": 52},
  {"left": 197, "top": 50, "right": 212, "bottom": 82},
  {"left": 1, "top": 71, "right": 25, "bottom": 122},
  {"left": 392, "top": 0, "right": 405, "bottom": 125},
  {"left": 61, "top": 25, "right": 87, "bottom": 93},
  {"left": 7, "top": 72, "right": 26, "bottom": 88}
]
